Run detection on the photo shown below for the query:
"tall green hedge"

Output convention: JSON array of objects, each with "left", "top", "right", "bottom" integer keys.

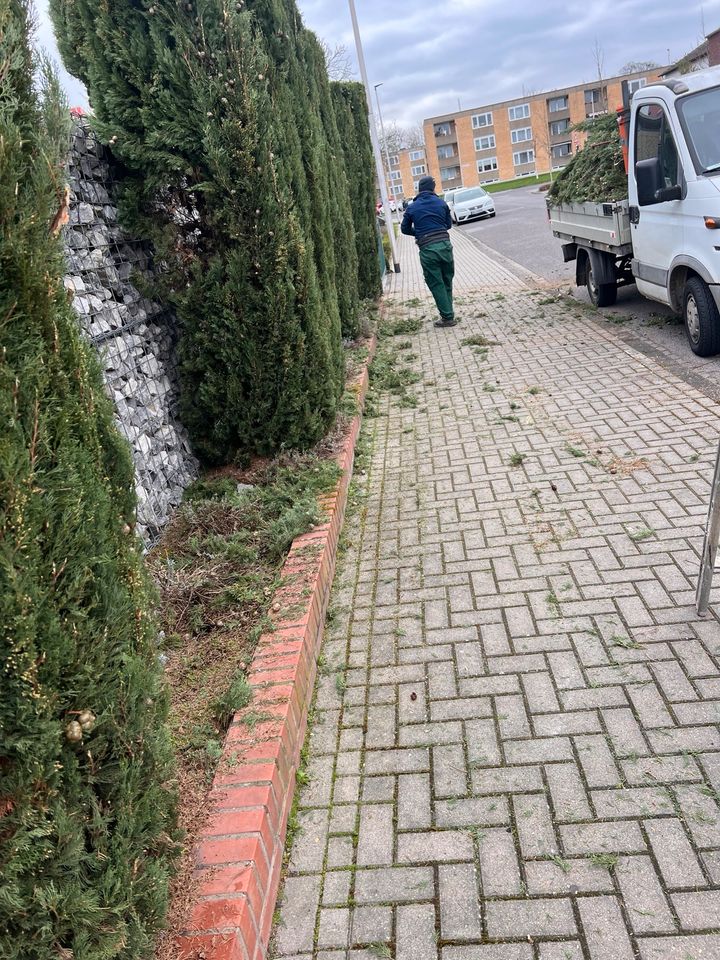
[
  {"left": 0, "top": 2, "right": 176, "bottom": 957},
  {"left": 331, "top": 81, "right": 383, "bottom": 300},
  {"left": 50, "top": 0, "right": 380, "bottom": 462}
]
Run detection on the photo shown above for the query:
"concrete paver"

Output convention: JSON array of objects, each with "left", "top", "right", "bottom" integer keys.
[{"left": 273, "top": 230, "right": 720, "bottom": 960}]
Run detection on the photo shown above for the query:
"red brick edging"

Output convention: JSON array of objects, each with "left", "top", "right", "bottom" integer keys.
[{"left": 175, "top": 337, "right": 377, "bottom": 960}]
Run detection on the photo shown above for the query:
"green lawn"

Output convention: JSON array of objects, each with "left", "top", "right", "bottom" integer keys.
[{"left": 483, "top": 172, "right": 554, "bottom": 193}]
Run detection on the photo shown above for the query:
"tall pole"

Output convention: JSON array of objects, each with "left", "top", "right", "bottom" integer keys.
[
  {"left": 374, "top": 83, "right": 394, "bottom": 201},
  {"left": 348, "top": 0, "right": 400, "bottom": 273}
]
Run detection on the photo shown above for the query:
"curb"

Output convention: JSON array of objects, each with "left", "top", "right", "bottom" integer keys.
[{"left": 174, "top": 336, "right": 377, "bottom": 960}]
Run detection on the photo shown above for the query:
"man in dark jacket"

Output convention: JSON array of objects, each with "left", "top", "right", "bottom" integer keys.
[{"left": 401, "top": 175, "right": 456, "bottom": 327}]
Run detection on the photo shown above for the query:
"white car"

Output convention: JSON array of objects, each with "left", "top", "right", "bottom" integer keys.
[
  {"left": 451, "top": 187, "right": 496, "bottom": 224},
  {"left": 443, "top": 188, "right": 462, "bottom": 211}
]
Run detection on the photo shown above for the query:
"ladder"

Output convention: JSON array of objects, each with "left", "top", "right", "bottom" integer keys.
[{"left": 697, "top": 442, "right": 720, "bottom": 617}]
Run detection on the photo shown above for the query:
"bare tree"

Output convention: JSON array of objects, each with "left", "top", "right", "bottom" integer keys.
[
  {"left": 405, "top": 124, "right": 426, "bottom": 151},
  {"left": 379, "top": 120, "right": 406, "bottom": 158},
  {"left": 320, "top": 40, "right": 355, "bottom": 81},
  {"left": 592, "top": 38, "right": 608, "bottom": 114},
  {"left": 619, "top": 60, "right": 660, "bottom": 75},
  {"left": 533, "top": 119, "right": 556, "bottom": 183}
]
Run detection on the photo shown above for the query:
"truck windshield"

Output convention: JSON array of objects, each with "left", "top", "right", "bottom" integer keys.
[{"left": 677, "top": 85, "right": 720, "bottom": 175}]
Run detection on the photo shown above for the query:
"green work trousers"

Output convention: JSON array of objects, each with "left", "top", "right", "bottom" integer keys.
[{"left": 419, "top": 239, "right": 455, "bottom": 320}]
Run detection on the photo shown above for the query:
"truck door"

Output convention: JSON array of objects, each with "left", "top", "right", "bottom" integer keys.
[{"left": 629, "top": 101, "right": 686, "bottom": 305}]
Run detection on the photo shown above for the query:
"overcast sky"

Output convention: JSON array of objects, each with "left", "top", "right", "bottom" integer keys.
[{"left": 37, "top": 0, "right": 720, "bottom": 126}]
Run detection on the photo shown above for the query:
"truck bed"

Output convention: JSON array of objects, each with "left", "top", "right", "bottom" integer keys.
[{"left": 547, "top": 198, "right": 632, "bottom": 255}]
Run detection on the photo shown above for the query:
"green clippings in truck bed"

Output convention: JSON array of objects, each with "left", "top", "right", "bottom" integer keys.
[{"left": 548, "top": 112, "right": 628, "bottom": 204}]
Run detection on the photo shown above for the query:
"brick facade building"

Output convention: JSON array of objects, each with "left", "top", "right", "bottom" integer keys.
[
  {"left": 422, "top": 67, "right": 663, "bottom": 193},
  {"left": 385, "top": 146, "right": 428, "bottom": 203}
]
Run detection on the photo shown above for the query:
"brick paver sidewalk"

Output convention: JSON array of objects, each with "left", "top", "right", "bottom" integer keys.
[{"left": 273, "top": 232, "right": 720, "bottom": 960}]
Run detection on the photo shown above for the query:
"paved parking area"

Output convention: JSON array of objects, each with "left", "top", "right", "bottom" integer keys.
[{"left": 273, "top": 233, "right": 720, "bottom": 960}]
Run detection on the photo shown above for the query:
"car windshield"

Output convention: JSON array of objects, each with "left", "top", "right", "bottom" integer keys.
[
  {"left": 677, "top": 85, "right": 720, "bottom": 174},
  {"left": 457, "top": 188, "right": 488, "bottom": 203}
]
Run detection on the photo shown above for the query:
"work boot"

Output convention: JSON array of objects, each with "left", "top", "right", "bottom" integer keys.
[{"left": 434, "top": 317, "right": 457, "bottom": 328}]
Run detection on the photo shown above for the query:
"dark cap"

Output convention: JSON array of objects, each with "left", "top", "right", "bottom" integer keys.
[{"left": 417, "top": 175, "right": 436, "bottom": 193}]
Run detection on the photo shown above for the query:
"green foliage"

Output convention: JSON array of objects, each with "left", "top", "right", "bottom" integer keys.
[
  {"left": 331, "top": 82, "right": 383, "bottom": 302},
  {"left": 50, "top": 0, "right": 379, "bottom": 463},
  {"left": 212, "top": 674, "right": 253, "bottom": 727},
  {"left": 548, "top": 113, "right": 627, "bottom": 203},
  {"left": 0, "top": 3, "right": 176, "bottom": 957}
]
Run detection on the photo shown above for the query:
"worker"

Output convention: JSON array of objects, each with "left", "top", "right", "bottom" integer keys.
[{"left": 400, "top": 175, "right": 456, "bottom": 327}]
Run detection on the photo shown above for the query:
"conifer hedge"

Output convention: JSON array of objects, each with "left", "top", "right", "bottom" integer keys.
[
  {"left": 331, "top": 81, "right": 383, "bottom": 301},
  {"left": 0, "top": 2, "right": 176, "bottom": 957},
  {"left": 50, "top": 0, "right": 380, "bottom": 462}
]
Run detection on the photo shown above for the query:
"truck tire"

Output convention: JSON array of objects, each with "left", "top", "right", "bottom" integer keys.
[
  {"left": 684, "top": 276, "right": 720, "bottom": 357},
  {"left": 586, "top": 260, "right": 617, "bottom": 307}
]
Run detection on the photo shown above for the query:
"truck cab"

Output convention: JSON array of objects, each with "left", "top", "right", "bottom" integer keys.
[{"left": 628, "top": 69, "right": 720, "bottom": 355}]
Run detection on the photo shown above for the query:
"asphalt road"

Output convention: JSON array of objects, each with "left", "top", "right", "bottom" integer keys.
[{"left": 458, "top": 185, "right": 720, "bottom": 398}]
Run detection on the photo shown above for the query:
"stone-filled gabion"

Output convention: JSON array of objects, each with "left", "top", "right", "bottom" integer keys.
[{"left": 63, "top": 119, "right": 197, "bottom": 541}]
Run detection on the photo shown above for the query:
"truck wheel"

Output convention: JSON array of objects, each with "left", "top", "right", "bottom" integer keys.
[
  {"left": 684, "top": 276, "right": 720, "bottom": 357},
  {"left": 586, "top": 260, "right": 617, "bottom": 307}
]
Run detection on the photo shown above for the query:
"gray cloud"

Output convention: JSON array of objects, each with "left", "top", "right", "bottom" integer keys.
[{"left": 34, "top": 0, "right": 720, "bottom": 126}]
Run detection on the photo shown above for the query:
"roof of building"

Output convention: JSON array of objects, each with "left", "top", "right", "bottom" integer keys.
[{"left": 661, "top": 39, "right": 709, "bottom": 77}]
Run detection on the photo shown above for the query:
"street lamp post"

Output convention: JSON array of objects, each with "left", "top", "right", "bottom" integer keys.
[
  {"left": 347, "top": 0, "right": 400, "bottom": 273},
  {"left": 374, "top": 82, "right": 394, "bottom": 200}
]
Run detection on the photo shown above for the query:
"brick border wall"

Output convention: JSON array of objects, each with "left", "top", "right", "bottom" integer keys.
[{"left": 174, "top": 337, "right": 376, "bottom": 960}]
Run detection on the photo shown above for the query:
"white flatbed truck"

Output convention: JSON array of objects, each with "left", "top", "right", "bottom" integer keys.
[{"left": 548, "top": 66, "right": 720, "bottom": 357}]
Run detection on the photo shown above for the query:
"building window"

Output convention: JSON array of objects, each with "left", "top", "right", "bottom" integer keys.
[
  {"left": 548, "top": 95, "right": 568, "bottom": 112},
  {"left": 411, "top": 163, "right": 426, "bottom": 176},
  {"left": 477, "top": 156, "right": 498, "bottom": 174},
  {"left": 413, "top": 180, "right": 420, "bottom": 192},
  {"left": 513, "top": 149, "right": 535, "bottom": 165},
  {"left": 551, "top": 141, "right": 572, "bottom": 159},
  {"left": 472, "top": 112, "right": 493, "bottom": 128},
  {"left": 508, "top": 103, "right": 530, "bottom": 121},
  {"left": 511, "top": 127, "right": 532, "bottom": 144},
  {"left": 440, "top": 165, "right": 461, "bottom": 181},
  {"left": 474, "top": 134, "right": 496, "bottom": 151},
  {"left": 434, "top": 122, "right": 453, "bottom": 137},
  {"left": 391, "top": 184, "right": 404, "bottom": 196},
  {"left": 584, "top": 88, "right": 607, "bottom": 116},
  {"left": 389, "top": 170, "right": 402, "bottom": 181},
  {"left": 388, "top": 154, "right": 399, "bottom": 167},
  {"left": 437, "top": 144, "right": 455, "bottom": 159},
  {"left": 550, "top": 118, "right": 571, "bottom": 136},
  {"left": 627, "top": 77, "right": 648, "bottom": 95},
  {"left": 409, "top": 149, "right": 425, "bottom": 161}
]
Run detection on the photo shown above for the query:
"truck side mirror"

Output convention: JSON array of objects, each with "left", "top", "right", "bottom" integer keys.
[
  {"left": 636, "top": 157, "right": 663, "bottom": 206},
  {"left": 654, "top": 184, "right": 682, "bottom": 202}
]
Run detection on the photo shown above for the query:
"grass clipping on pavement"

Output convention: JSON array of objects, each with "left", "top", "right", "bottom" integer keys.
[{"left": 548, "top": 113, "right": 627, "bottom": 204}]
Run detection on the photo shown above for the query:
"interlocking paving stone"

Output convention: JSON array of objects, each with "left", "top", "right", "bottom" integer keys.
[
  {"left": 271, "top": 236, "right": 720, "bottom": 960},
  {"left": 485, "top": 898, "right": 577, "bottom": 938}
]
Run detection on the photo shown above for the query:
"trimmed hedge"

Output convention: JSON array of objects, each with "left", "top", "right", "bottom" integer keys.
[
  {"left": 332, "top": 81, "right": 383, "bottom": 301},
  {"left": 0, "top": 3, "right": 176, "bottom": 957},
  {"left": 50, "top": 0, "right": 379, "bottom": 462}
]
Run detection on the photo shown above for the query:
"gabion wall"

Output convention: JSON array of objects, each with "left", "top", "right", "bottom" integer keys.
[{"left": 63, "top": 120, "right": 197, "bottom": 541}]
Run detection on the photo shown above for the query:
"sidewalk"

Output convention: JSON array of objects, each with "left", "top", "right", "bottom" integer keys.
[
  {"left": 273, "top": 232, "right": 720, "bottom": 960},
  {"left": 385, "top": 230, "right": 532, "bottom": 300}
]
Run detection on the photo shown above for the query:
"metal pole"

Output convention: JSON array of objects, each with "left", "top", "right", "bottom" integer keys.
[
  {"left": 347, "top": 0, "right": 401, "bottom": 273},
  {"left": 697, "top": 440, "right": 720, "bottom": 616},
  {"left": 374, "top": 83, "right": 394, "bottom": 204}
]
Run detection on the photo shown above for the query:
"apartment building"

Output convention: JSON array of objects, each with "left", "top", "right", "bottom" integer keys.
[
  {"left": 385, "top": 145, "right": 428, "bottom": 201},
  {"left": 423, "top": 67, "right": 663, "bottom": 192}
]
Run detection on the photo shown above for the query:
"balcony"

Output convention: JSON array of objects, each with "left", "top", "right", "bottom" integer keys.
[{"left": 434, "top": 134, "right": 458, "bottom": 150}]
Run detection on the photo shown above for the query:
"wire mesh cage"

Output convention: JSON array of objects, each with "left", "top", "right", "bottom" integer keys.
[{"left": 64, "top": 120, "right": 198, "bottom": 543}]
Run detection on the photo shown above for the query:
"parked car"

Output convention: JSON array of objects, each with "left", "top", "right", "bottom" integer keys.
[
  {"left": 451, "top": 187, "right": 496, "bottom": 223},
  {"left": 443, "top": 188, "right": 462, "bottom": 211}
]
